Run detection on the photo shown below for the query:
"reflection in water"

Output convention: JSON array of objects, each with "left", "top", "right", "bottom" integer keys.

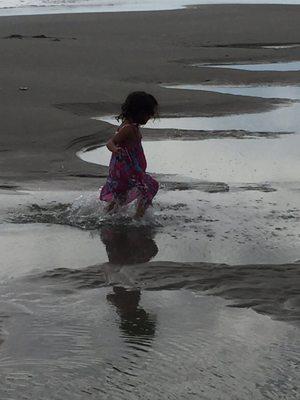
[
  {"left": 100, "top": 225, "right": 158, "bottom": 265},
  {"left": 101, "top": 225, "right": 158, "bottom": 343},
  {"left": 107, "top": 287, "right": 156, "bottom": 339}
]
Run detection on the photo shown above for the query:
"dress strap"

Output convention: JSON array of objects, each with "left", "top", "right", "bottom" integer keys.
[{"left": 117, "top": 122, "right": 139, "bottom": 133}]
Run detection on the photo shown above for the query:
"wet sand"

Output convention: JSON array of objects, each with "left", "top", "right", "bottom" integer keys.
[{"left": 1, "top": 4, "right": 300, "bottom": 187}]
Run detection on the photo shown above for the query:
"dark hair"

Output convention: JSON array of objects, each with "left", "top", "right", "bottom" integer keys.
[{"left": 117, "top": 91, "right": 158, "bottom": 123}]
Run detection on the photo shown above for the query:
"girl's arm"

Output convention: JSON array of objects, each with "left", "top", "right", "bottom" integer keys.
[
  {"left": 106, "top": 125, "right": 134, "bottom": 153},
  {"left": 106, "top": 138, "right": 120, "bottom": 153}
]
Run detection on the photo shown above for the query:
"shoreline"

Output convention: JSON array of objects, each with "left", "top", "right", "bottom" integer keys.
[{"left": 1, "top": 1, "right": 300, "bottom": 17}]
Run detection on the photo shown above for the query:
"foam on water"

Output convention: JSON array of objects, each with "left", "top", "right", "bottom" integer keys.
[{"left": 1, "top": 0, "right": 300, "bottom": 16}]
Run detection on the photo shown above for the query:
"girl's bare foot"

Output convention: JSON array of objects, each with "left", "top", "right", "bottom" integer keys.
[{"left": 105, "top": 201, "right": 117, "bottom": 214}]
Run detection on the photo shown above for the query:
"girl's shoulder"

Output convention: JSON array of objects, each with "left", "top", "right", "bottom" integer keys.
[
  {"left": 117, "top": 123, "right": 141, "bottom": 139},
  {"left": 118, "top": 122, "right": 139, "bottom": 131}
]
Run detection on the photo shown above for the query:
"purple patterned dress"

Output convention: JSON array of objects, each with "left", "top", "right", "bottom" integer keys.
[{"left": 100, "top": 124, "right": 159, "bottom": 209}]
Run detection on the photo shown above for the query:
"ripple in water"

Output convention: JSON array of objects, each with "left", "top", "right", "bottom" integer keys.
[{"left": 0, "top": 275, "right": 299, "bottom": 400}]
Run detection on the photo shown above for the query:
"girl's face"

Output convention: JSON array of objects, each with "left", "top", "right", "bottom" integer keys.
[
  {"left": 139, "top": 111, "right": 155, "bottom": 125},
  {"left": 138, "top": 113, "right": 150, "bottom": 125}
]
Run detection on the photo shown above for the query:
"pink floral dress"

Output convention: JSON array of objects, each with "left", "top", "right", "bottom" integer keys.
[{"left": 100, "top": 123, "right": 159, "bottom": 208}]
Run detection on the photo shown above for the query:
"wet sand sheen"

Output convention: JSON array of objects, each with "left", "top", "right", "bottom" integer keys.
[{"left": 196, "top": 60, "right": 300, "bottom": 71}]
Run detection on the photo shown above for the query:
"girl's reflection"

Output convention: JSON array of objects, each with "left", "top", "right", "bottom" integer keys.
[
  {"left": 100, "top": 225, "right": 158, "bottom": 265},
  {"left": 100, "top": 225, "right": 158, "bottom": 341},
  {"left": 107, "top": 287, "right": 156, "bottom": 338}
]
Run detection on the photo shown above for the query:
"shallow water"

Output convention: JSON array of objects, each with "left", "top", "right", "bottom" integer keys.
[
  {"left": 0, "top": 280, "right": 299, "bottom": 400},
  {"left": 2, "top": 0, "right": 300, "bottom": 16},
  {"left": 196, "top": 60, "right": 300, "bottom": 71},
  {"left": 0, "top": 223, "right": 107, "bottom": 280},
  {"left": 0, "top": 0, "right": 202, "bottom": 16},
  {"left": 1, "top": 190, "right": 300, "bottom": 399},
  {"left": 3, "top": 186, "right": 300, "bottom": 267},
  {"left": 0, "top": 187, "right": 300, "bottom": 398},
  {"left": 1, "top": 184, "right": 299, "bottom": 398},
  {"left": 163, "top": 84, "right": 300, "bottom": 100}
]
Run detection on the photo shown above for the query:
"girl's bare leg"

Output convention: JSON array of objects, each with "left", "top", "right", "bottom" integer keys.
[{"left": 134, "top": 201, "right": 146, "bottom": 219}]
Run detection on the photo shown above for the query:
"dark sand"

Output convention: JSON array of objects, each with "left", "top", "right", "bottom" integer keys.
[{"left": 1, "top": 4, "right": 300, "bottom": 188}]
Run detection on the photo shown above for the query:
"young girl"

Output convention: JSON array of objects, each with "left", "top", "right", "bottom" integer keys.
[{"left": 100, "top": 91, "right": 159, "bottom": 218}]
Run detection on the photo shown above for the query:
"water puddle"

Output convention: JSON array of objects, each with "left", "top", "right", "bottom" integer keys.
[
  {"left": 196, "top": 60, "right": 300, "bottom": 71},
  {"left": 94, "top": 102, "right": 300, "bottom": 133},
  {"left": 0, "top": 223, "right": 107, "bottom": 280},
  {"left": 79, "top": 134, "right": 300, "bottom": 183},
  {"left": 163, "top": 84, "right": 300, "bottom": 100}
]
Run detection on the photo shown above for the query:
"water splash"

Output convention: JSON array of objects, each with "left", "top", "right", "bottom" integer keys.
[{"left": 7, "top": 192, "right": 161, "bottom": 230}]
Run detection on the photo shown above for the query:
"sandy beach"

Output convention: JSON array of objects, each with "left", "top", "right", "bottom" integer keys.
[
  {"left": 0, "top": 3, "right": 300, "bottom": 399},
  {"left": 0, "top": 4, "right": 300, "bottom": 186}
]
